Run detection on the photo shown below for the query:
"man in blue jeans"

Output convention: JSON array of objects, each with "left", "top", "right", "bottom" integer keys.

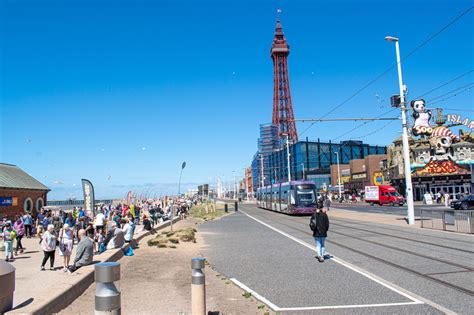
[{"left": 310, "top": 205, "right": 330, "bottom": 263}]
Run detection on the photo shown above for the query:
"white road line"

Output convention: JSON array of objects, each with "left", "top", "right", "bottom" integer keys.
[
  {"left": 235, "top": 208, "right": 429, "bottom": 312},
  {"left": 230, "top": 278, "right": 281, "bottom": 311},
  {"left": 230, "top": 277, "right": 423, "bottom": 312}
]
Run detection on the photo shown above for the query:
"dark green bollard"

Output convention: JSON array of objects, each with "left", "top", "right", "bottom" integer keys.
[
  {"left": 224, "top": 204, "right": 228, "bottom": 212},
  {"left": 234, "top": 201, "right": 238, "bottom": 211}
]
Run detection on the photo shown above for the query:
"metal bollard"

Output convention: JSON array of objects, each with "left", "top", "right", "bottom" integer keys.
[
  {"left": 234, "top": 201, "right": 238, "bottom": 211},
  {"left": 191, "top": 258, "right": 206, "bottom": 315},
  {"left": 0, "top": 260, "right": 15, "bottom": 313},
  {"left": 95, "top": 262, "right": 121, "bottom": 315},
  {"left": 224, "top": 204, "right": 228, "bottom": 212}
]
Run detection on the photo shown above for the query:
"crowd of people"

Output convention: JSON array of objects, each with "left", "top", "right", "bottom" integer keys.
[{"left": 1, "top": 198, "right": 194, "bottom": 272}]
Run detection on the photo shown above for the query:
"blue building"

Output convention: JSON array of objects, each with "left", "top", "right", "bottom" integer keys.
[
  {"left": 266, "top": 139, "right": 387, "bottom": 190},
  {"left": 252, "top": 124, "right": 279, "bottom": 190}
]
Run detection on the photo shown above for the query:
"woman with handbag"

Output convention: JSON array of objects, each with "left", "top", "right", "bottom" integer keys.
[
  {"left": 41, "top": 224, "right": 57, "bottom": 270},
  {"left": 59, "top": 223, "right": 74, "bottom": 271}
]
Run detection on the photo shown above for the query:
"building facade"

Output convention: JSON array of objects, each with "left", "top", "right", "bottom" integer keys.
[
  {"left": 385, "top": 109, "right": 474, "bottom": 201},
  {"left": 0, "top": 163, "right": 50, "bottom": 218},
  {"left": 267, "top": 139, "right": 386, "bottom": 190},
  {"left": 245, "top": 167, "right": 253, "bottom": 198},
  {"left": 252, "top": 123, "right": 280, "bottom": 190},
  {"left": 330, "top": 155, "right": 387, "bottom": 192}
]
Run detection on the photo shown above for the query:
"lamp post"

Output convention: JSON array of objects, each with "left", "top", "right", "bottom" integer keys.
[
  {"left": 334, "top": 152, "right": 342, "bottom": 200},
  {"left": 259, "top": 154, "right": 265, "bottom": 188},
  {"left": 172, "top": 161, "right": 186, "bottom": 232},
  {"left": 282, "top": 133, "right": 291, "bottom": 182},
  {"left": 301, "top": 163, "right": 305, "bottom": 180},
  {"left": 385, "top": 35, "right": 415, "bottom": 225}
]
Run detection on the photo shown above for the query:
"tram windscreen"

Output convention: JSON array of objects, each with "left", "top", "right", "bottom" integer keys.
[{"left": 296, "top": 184, "right": 316, "bottom": 206}]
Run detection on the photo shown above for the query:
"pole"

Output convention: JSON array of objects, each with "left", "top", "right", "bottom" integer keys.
[
  {"left": 95, "top": 262, "right": 121, "bottom": 315},
  {"left": 393, "top": 39, "right": 415, "bottom": 225},
  {"left": 301, "top": 163, "right": 305, "bottom": 180},
  {"left": 172, "top": 162, "right": 186, "bottom": 232},
  {"left": 335, "top": 152, "right": 342, "bottom": 200},
  {"left": 260, "top": 154, "right": 264, "bottom": 188},
  {"left": 286, "top": 135, "right": 291, "bottom": 182},
  {"left": 191, "top": 258, "right": 206, "bottom": 315}
]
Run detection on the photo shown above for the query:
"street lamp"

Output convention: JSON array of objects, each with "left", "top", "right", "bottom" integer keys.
[
  {"left": 301, "top": 163, "right": 306, "bottom": 180},
  {"left": 334, "top": 152, "right": 342, "bottom": 201},
  {"left": 281, "top": 133, "right": 292, "bottom": 182},
  {"left": 172, "top": 161, "right": 186, "bottom": 232},
  {"left": 385, "top": 35, "right": 415, "bottom": 225},
  {"left": 259, "top": 154, "right": 265, "bottom": 188}
]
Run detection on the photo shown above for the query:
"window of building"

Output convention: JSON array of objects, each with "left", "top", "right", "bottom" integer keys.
[
  {"left": 24, "top": 198, "right": 33, "bottom": 212},
  {"left": 36, "top": 197, "right": 44, "bottom": 211}
]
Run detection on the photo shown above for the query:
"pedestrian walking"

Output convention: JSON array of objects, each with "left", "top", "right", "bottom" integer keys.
[
  {"left": 52, "top": 214, "right": 63, "bottom": 235},
  {"left": 1, "top": 222, "right": 16, "bottom": 262},
  {"left": 41, "top": 210, "right": 52, "bottom": 230},
  {"left": 444, "top": 192, "right": 450, "bottom": 208},
  {"left": 22, "top": 212, "right": 33, "bottom": 238},
  {"left": 310, "top": 204, "right": 330, "bottom": 263},
  {"left": 59, "top": 223, "right": 74, "bottom": 271},
  {"left": 324, "top": 193, "right": 331, "bottom": 211},
  {"left": 95, "top": 209, "right": 105, "bottom": 233},
  {"left": 13, "top": 215, "right": 25, "bottom": 255},
  {"left": 41, "top": 224, "right": 57, "bottom": 271}
]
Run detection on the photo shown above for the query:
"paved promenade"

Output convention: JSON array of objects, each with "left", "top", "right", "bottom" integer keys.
[
  {"left": 61, "top": 217, "right": 272, "bottom": 314},
  {"left": 6, "top": 220, "right": 177, "bottom": 314}
]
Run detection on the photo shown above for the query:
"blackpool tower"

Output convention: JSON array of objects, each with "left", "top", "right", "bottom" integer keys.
[{"left": 271, "top": 19, "right": 298, "bottom": 143}]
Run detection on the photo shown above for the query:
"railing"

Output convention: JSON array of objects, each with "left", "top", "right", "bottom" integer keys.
[
  {"left": 47, "top": 199, "right": 114, "bottom": 206},
  {"left": 420, "top": 208, "right": 474, "bottom": 234}
]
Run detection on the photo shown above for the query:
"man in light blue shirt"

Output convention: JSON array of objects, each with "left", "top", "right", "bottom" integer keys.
[{"left": 22, "top": 212, "right": 33, "bottom": 238}]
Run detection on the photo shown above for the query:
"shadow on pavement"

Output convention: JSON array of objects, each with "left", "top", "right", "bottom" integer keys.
[{"left": 11, "top": 298, "right": 34, "bottom": 310}]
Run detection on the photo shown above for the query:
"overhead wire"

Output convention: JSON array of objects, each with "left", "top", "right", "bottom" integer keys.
[
  {"left": 299, "top": 6, "right": 473, "bottom": 138},
  {"left": 426, "top": 82, "right": 474, "bottom": 102},
  {"left": 415, "top": 70, "right": 473, "bottom": 99},
  {"left": 430, "top": 86, "right": 473, "bottom": 106},
  {"left": 333, "top": 108, "right": 398, "bottom": 141}
]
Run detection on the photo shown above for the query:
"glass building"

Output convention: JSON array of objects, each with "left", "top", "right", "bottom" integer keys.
[
  {"left": 252, "top": 124, "right": 279, "bottom": 190},
  {"left": 267, "top": 139, "right": 387, "bottom": 190}
]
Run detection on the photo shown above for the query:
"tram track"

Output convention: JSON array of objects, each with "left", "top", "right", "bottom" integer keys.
[
  {"left": 329, "top": 220, "right": 474, "bottom": 254},
  {"left": 242, "top": 206, "right": 474, "bottom": 297},
  {"left": 331, "top": 215, "right": 474, "bottom": 245}
]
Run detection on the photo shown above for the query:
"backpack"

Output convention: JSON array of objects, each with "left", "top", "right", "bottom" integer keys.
[{"left": 309, "top": 214, "right": 317, "bottom": 232}]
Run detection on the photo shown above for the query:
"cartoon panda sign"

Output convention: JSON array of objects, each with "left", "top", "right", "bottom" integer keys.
[{"left": 411, "top": 99, "right": 432, "bottom": 136}]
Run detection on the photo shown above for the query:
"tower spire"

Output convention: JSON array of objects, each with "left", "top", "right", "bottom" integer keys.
[{"left": 271, "top": 19, "right": 298, "bottom": 143}]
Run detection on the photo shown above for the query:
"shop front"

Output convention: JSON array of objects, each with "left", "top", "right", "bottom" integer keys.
[{"left": 386, "top": 105, "right": 474, "bottom": 201}]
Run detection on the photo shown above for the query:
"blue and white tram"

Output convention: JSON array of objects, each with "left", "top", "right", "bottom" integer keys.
[{"left": 256, "top": 180, "right": 318, "bottom": 214}]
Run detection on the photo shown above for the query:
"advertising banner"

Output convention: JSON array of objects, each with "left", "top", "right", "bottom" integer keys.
[
  {"left": 373, "top": 171, "right": 384, "bottom": 185},
  {"left": 81, "top": 179, "right": 95, "bottom": 216},
  {"left": 0, "top": 197, "right": 13, "bottom": 206},
  {"left": 127, "top": 191, "right": 132, "bottom": 204}
]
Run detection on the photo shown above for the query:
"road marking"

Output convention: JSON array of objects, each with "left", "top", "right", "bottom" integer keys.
[
  {"left": 236, "top": 208, "right": 430, "bottom": 311},
  {"left": 230, "top": 278, "right": 281, "bottom": 311},
  {"left": 231, "top": 277, "right": 422, "bottom": 312}
]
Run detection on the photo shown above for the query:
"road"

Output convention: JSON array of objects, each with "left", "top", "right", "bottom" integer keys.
[
  {"left": 200, "top": 203, "right": 474, "bottom": 314},
  {"left": 329, "top": 201, "right": 448, "bottom": 216}
]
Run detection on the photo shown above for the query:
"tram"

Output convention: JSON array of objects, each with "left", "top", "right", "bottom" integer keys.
[{"left": 256, "top": 180, "right": 318, "bottom": 214}]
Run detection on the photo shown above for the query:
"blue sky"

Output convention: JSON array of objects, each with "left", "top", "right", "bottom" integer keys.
[{"left": 1, "top": 0, "right": 473, "bottom": 199}]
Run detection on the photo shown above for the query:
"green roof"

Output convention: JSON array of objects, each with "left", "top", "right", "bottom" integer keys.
[{"left": 0, "top": 163, "right": 50, "bottom": 191}]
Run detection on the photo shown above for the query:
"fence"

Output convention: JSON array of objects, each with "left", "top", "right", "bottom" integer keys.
[{"left": 420, "top": 208, "right": 474, "bottom": 234}]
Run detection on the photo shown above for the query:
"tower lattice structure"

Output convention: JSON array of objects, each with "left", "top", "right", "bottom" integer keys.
[{"left": 271, "top": 19, "right": 298, "bottom": 143}]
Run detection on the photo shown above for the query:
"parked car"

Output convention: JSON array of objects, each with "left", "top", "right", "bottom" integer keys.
[{"left": 450, "top": 194, "right": 474, "bottom": 210}]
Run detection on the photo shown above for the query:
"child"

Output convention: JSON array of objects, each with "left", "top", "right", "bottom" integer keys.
[
  {"left": 1, "top": 222, "right": 16, "bottom": 262},
  {"left": 36, "top": 225, "right": 45, "bottom": 245}
]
